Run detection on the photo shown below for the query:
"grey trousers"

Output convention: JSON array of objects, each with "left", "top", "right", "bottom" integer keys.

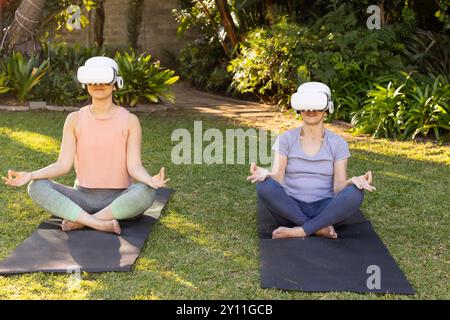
[{"left": 27, "top": 179, "right": 156, "bottom": 221}]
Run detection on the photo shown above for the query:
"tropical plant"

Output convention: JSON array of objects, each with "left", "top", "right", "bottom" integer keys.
[
  {"left": 351, "top": 74, "right": 450, "bottom": 142},
  {"left": 31, "top": 43, "right": 109, "bottom": 106},
  {"left": 331, "top": 76, "right": 373, "bottom": 122},
  {"left": 1, "top": 52, "right": 48, "bottom": 102},
  {"left": 31, "top": 72, "right": 87, "bottom": 106},
  {"left": 114, "top": 50, "right": 179, "bottom": 106},
  {"left": 42, "top": 42, "right": 110, "bottom": 75},
  {"left": 351, "top": 82, "right": 407, "bottom": 139},
  {"left": 0, "top": 72, "right": 11, "bottom": 95},
  {"left": 403, "top": 74, "right": 450, "bottom": 141}
]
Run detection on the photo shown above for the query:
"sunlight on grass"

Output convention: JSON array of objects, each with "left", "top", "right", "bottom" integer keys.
[
  {"left": 349, "top": 140, "right": 450, "bottom": 166},
  {"left": 0, "top": 127, "right": 60, "bottom": 156},
  {"left": 163, "top": 213, "right": 210, "bottom": 247},
  {"left": 160, "top": 270, "right": 197, "bottom": 289},
  {"left": 162, "top": 211, "right": 254, "bottom": 269},
  {"left": 133, "top": 257, "right": 198, "bottom": 289},
  {"left": 380, "top": 171, "right": 424, "bottom": 183},
  {"left": 0, "top": 273, "right": 105, "bottom": 300}
]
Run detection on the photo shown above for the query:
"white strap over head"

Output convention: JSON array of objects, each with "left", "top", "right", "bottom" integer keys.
[
  {"left": 291, "top": 81, "right": 334, "bottom": 113},
  {"left": 77, "top": 56, "right": 124, "bottom": 89}
]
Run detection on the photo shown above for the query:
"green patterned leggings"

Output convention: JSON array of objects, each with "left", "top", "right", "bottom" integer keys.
[{"left": 27, "top": 179, "right": 156, "bottom": 222}]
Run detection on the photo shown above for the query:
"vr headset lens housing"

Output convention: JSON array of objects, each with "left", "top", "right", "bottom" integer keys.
[
  {"left": 290, "top": 81, "right": 334, "bottom": 113},
  {"left": 291, "top": 91, "right": 328, "bottom": 111},
  {"left": 77, "top": 66, "right": 116, "bottom": 85},
  {"left": 77, "top": 56, "right": 124, "bottom": 88}
]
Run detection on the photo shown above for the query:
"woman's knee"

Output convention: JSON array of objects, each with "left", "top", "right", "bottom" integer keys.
[
  {"left": 343, "top": 184, "right": 365, "bottom": 208},
  {"left": 27, "top": 179, "right": 53, "bottom": 198},
  {"left": 128, "top": 182, "right": 157, "bottom": 211},
  {"left": 256, "top": 178, "right": 279, "bottom": 201},
  {"left": 111, "top": 183, "right": 156, "bottom": 220},
  {"left": 131, "top": 182, "right": 156, "bottom": 199}
]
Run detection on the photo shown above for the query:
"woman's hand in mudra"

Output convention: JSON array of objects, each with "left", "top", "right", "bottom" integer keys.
[
  {"left": 350, "top": 171, "right": 376, "bottom": 192},
  {"left": 147, "top": 167, "right": 170, "bottom": 189},
  {"left": 2, "top": 170, "right": 33, "bottom": 187},
  {"left": 247, "top": 163, "right": 270, "bottom": 183}
]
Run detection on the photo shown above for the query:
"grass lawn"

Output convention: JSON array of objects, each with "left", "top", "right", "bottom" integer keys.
[{"left": 0, "top": 109, "right": 449, "bottom": 299}]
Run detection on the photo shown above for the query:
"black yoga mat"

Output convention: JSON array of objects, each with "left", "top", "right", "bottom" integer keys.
[
  {"left": 0, "top": 188, "right": 173, "bottom": 275},
  {"left": 258, "top": 200, "right": 415, "bottom": 295}
]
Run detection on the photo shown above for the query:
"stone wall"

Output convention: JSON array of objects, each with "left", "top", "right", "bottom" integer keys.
[{"left": 57, "top": 0, "right": 194, "bottom": 66}]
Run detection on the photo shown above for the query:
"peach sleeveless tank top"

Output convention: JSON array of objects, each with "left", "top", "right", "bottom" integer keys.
[{"left": 74, "top": 105, "right": 133, "bottom": 189}]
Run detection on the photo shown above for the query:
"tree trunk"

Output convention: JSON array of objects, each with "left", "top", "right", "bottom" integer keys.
[
  {"left": 265, "top": 0, "right": 275, "bottom": 25},
  {"left": 215, "top": 0, "right": 239, "bottom": 51},
  {"left": 93, "top": 0, "right": 105, "bottom": 48},
  {"left": 197, "top": 0, "right": 229, "bottom": 56},
  {"left": 127, "top": 0, "right": 144, "bottom": 50},
  {"left": 2, "top": 0, "right": 47, "bottom": 53},
  {"left": 0, "top": 2, "right": 4, "bottom": 41}
]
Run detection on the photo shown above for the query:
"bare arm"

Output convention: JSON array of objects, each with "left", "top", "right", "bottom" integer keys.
[
  {"left": 2, "top": 112, "right": 77, "bottom": 187},
  {"left": 31, "top": 112, "right": 78, "bottom": 180},
  {"left": 334, "top": 158, "right": 376, "bottom": 193},
  {"left": 268, "top": 152, "right": 287, "bottom": 183},
  {"left": 247, "top": 151, "right": 287, "bottom": 183},
  {"left": 126, "top": 113, "right": 152, "bottom": 184},
  {"left": 333, "top": 158, "right": 352, "bottom": 194},
  {"left": 126, "top": 113, "right": 168, "bottom": 189}
]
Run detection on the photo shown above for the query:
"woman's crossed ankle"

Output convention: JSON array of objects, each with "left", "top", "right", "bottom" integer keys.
[
  {"left": 272, "top": 225, "right": 338, "bottom": 239},
  {"left": 61, "top": 218, "right": 121, "bottom": 235}
]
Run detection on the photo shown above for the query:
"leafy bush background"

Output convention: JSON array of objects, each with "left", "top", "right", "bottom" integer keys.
[
  {"left": 175, "top": 1, "right": 450, "bottom": 142},
  {"left": 0, "top": 44, "right": 178, "bottom": 107}
]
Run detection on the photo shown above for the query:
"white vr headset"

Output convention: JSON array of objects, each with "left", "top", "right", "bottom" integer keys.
[
  {"left": 291, "top": 82, "right": 334, "bottom": 113},
  {"left": 77, "top": 56, "right": 124, "bottom": 89}
]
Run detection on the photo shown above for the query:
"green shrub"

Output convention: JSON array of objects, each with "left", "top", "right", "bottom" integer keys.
[
  {"left": 228, "top": 21, "right": 306, "bottom": 108},
  {"left": 177, "top": 38, "right": 231, "bottom": 92},
  {"left": 1, "top": 52, "right": 48, "bottom": 103},
  {"left": 173, "top": 1, "right": 449, "bottom": 142},
  {"left": 404, "top": 30, "right": 450, "bottom": 75},
  {"left": 32, "top": 43, "right": 109, "bottom": 106},
  {"left": 42, "top": 43, "right": 110, "bottom": 74},
  {"left": 32, "top": 72, "right": 88, "bottom": 106},
  {"left": 35, "top": 44, "right": 179, "bottom": 107},
  {"left": 352, "top": 74, "right": 450, "bottom": 142},
  {"left": 114, "top": 50, "right": 179, "bottom": 106},
  {"left": 229, "top": 7, "right": 409, "bottom": 113},
  {"left": 0, "top": 72, "right": 11, "bottom": 95},
  {"left": 403, "top": 74, "right": 450, "bottom": 141},
  {"left": 351, "top": 81, "right": 407, "bottom": 139}
]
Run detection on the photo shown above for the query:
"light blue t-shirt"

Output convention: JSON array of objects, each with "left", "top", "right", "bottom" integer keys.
[{"left": 272, "top": 126, "right": 350, "bottom": 203}]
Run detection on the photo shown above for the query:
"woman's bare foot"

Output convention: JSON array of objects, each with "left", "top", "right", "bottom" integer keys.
[
  {"left": 62, "top": 219, "right": 121, "bottom": 235},
  {"left": 314, "top": 226, "right": 338, "bottom": 239},
  {"left": 98, "top": 219, "right": 121, "bottom": 235},
  {"left": 272, "top": 226, "right": 307, "bottom": 239},
  {"left": 61, "top": 219, "right": 85, "bottom": 231}
]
